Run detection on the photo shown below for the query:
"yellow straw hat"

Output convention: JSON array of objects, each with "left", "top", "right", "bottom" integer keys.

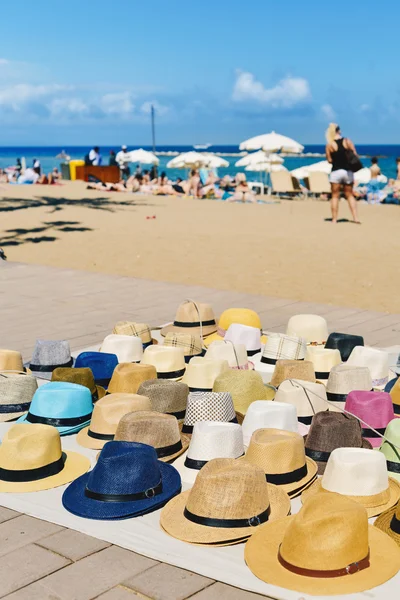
[
  {"left": 212, "top": 369, "right": 275, "bottom": 421},
  {"left": 0, "top": 423, "right": 90, "bottom": 493},
  {"left": 107, "top": 363, "right": 157, "bottom": 394},
  {"left": 270, "top": 359, "right": 316, "bottom": 388},
  {"left": 204, "top": 308, "right": 263, "bottom": 347},
  {"left": 374, "top": 501, "right": 400, "bottom": 546},
  {"left": 0, "top": 349, "right": 29, "bottom": 372}
]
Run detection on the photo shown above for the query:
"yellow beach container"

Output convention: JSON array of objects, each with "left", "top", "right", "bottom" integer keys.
[{"left": 69, "top": 160, "right": 85, "bottom": 180}]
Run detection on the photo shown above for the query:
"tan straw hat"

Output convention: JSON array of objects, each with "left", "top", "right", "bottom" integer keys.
[
  {"left": 213, "top": 369, "right": 275, "bottom": 421},
  {"left": 160, "top": 458, "right": 291, "bottom": 545},
  {"left": 182, "top": 357, "right": 229, "bottom": 392},
  {"left": 0, "top": 423, "right": 90, "bottom": 493},
  {"left": 305, "top": 346, "right": 342, "bottom": 383},
  {"left": 286, "top": 314, "right": 329, "bottom": 345},
  {"left": 326, "top": 364, "right": 373, "bottom": 409},
  {"left": 0, "top": 372, "right": 37, "bottom": 422},
  {"left": 77, "top": 393, "right": 151, "bottom": 450},
  {"left": 275, "top": 379, "right": 335, "bottom": 425},
  {"left": 112, "top": 321, "right": 157, "bottom": 348},
  {"left": 242, "top": 429, "right": 318, "bottom": 497},
  {"left": 137, "top": 379, "right": 188, "bottom": 421},
  {"left": 270, "top": 359, "right": 316, "bottom": 388},
  {"left": 0, "top": 349, "right": 27, "bottom": 372},
  {"left": 163, "top": 332, "right": 205, "bottom": 362},
  {"left": 160, "top": 300, "right": 217, "bottom": 337},
  {"left": 52, "top": 367, "right": 106, "bottom": 402},
  {"left": 141, "top": 346, "right": 186, "bottom": 381},
  {"left": 374, "top": 499, "right": 400, "bottom": 546},
  {"left": 245, "top": 492, "right": 400, "bottom": 595},
  {"left": 108, "top": 363, "right": 156, "bottom": 394},
  {"left": 114, "top": 410, "right": 189, "bottom": 462}
]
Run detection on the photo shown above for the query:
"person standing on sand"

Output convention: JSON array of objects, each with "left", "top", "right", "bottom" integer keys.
[{"left": 325, "top": 123, "right": 360, "bottom": 224}]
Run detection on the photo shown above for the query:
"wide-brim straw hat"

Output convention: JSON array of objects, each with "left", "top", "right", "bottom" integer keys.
[
  {"left": 163, "top": 332, "right": 205, "bottom": 363},
  {"left": 325, "top": 332, "right": 364, "bottom": 361},
  {"left": 51, "top": 367, "right": 106, "bottom": 403},
  {"left": 379, "top": 418, "right": 400, "bottom": 481},
  {"left": 0, "top": 371, "right": 37, "bottom": 422},
  {"left": 212, "top": 369, "right": 275, "bottom": 421},
  {"left": 0, "top": 423, "right": 90, "bottom": 493},
  {"left": 160, "top": 300, "right": 217, "bottom": 337},
  {"left": 374, "top": 502, "right": 400, "bottom": 546},
  {"left": 108, "top": 363, "right": 157, "bottom": 394},
  {"left": 286, "top": 314, "right": 329, "bottom": 345},
  {"left": 112, "top": 321, "right": 158, "bottom": 348},
  {"left": 160, "top": 458, "right": 291, "bottom": 545},
  {"left": 305, "top": 346, "right": 341, "bottom": 383},
  {"left": 245, "top": 493, "right": 400, "bottom": 595},
  {"left": 141, "top": 346, "right": 186, "bottom": 381},
  {"left": 270, "top": 359, "right": 316, "bottom": 389},
  {"left": 100, "top": 334, "right": 143, "bottom": 363},
  {"left": 27, "top": 340, "right": 74, "bottom": 380},
  {"left": 0, "top": 349, "right": 29, "bottom": 373},
  {"left": 203, "top": 308, "right": 263, "bottom": 347}
]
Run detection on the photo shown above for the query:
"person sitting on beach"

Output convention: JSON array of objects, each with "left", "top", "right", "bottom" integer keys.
[
  {"left": 172, "top": 177, "right": 186, "bottom": 194},
  {"left": 18, "top": 167, "right": 39, "bottom": 184},
  {"left": 142, "top": 170, "right": 150, "bottom": 184},
  {"left": 187, "top": 169, "right": 202, "bottom": 197},
  {"left": 370, "top": 157, "right": 381, "bottom": 179},
  {"left": 227, "top": 173, "right": 256, "bottom": 203}
]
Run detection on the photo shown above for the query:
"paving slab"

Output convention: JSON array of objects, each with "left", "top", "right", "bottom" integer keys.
[
  {"left": 0, "top": 515, "right": 63, "bottom": 557},
  {"left": 190, "top": 582, "right": 274, "bottom": 600},
  {"left": 0, "top": 507, "right": 20, "bottom": 524},
  {"left": 37, "top": 529, "right": 111, "bottom": 561}
]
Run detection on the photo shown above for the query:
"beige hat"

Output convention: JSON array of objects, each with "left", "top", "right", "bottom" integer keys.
[
  {"left": 160, "top": 458, "right": 291, "bottom": 545},
  {"left": 141, "top": 346, "right": 186, "bottom": 381},
  {"left": 115, "top": 410, "right": 190, "bottom": 462},
  {"left": 161, "top": 301, "right": 217, "bottom": 337},
  {"left": 253, "top": 333, "right": 307, "bottom": 383},
  {"left": 0, "top": 372, "right": 37, "bottom": 422},
  {"left": 77, "top": 393, "right": 151, "bottom": 450},
  {"left": 302, "top": 447, "right": 400, "bottom": 517},
  {"left": 100, "top": 334, "right": 143, "bottom": 363},
  {"left": 205, "top": 340, "right": 251, "bottom": 370},
  {"left": 270, "top": 359, "right": 316, "bottom": 388},
  {"left": 275, "top": 379, "right": 335, "bottom": 425},
  {"left": 245, "top": 493, "right": 400, "bottom": 595},
  {"left": 242, "top": 429, "right": 318, "bottom": 497},
  {"left": 0, "top": 350, "right": 27, "bottom": 372},
  {"left": 347, "top": 346, "right": 390, "bottom": 389},
  {"left": 213, "top": 369, "right": 275, "bottom": 420},
  {"left": 137, "top": 379, "right": 188, "bottom": 421},
  {"left": 286, "top": 314, "right": 328, "bottom": 345},
  {"left": 108, "top": 363, "right": 157, "bottom": 394},
  {"left": 112, "top": 321, "right": 157, "bottom": 347},
  {"left": 163, "top": 332, "right": 204, "bottom": 362},
  {"left": 182, "top": 357, "right": 229, "bottom": 392},
  {"left": 326, "top": 364, "right": 373, "bottom": 409},
  {"left": 305, "top": 346, "right": 341, "bottom": 382}
]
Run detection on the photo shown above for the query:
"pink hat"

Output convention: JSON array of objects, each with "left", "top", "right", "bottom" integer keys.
[{"left": 345, "top": 390, "right": 395, "bottom": 448}]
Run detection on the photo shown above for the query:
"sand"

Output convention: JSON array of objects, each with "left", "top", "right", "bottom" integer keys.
[{"left": 0, "top": 181, "right": 399, "bottom": 313}]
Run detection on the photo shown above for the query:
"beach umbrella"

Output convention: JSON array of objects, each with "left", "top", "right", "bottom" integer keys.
[
  {"left": 235, "top": 151, "right": 284, "bottom": 167},
  {"left": 291, "top": 160, "right": 332, "bottom": 180},
  {"left": 354, "top": 168, "right": 388, "bottom": 185},
  {"left": 203, "top": 155, "right": 229, "bottom": 168},
  {"left": 240, "top": 131, "right": 304, "bottom": 154},
  {"left": 167, "top": 151, "right": 208, "bottom": 169},
  {"left": 128, "top": 149, "right": 159, "bottom": 165},
  {"left": 245, "top": 163, "right": 287, "bottom": 173}
]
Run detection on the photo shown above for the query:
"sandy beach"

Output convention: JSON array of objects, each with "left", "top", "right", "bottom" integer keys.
[{"left": 1, "top": 180, "right": 399, "bottom": 313}]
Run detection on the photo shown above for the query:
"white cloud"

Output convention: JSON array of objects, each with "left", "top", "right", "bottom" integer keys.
[
  {"left": 48, "top": 97, "right": 89, "bottom": 116},
  {"left": 0, "top": 83, "right": 70, "bottom": 111},
  {"left": 140, "top": 100, "right": 170, "bottom": 116},
  {"left": 232, "top": 71, "right": 311, "bottom": 107},
  {"left": 100, "top": 92, "right": 135, "bottom": 115},
  {"left": 321, "top": 104, "right": 336, "bottom": 120}
]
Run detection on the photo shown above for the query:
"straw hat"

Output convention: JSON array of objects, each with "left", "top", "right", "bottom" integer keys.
[
  {"left": 245, "top": 493, "right": 400, "bottom": 595},
  {"left": 160, "top": 301, "right": 217, "bottom": 337},
  {"left": 163, "top": 332, "right": 205, "bottom": 363},
  {"left": 345, "top": 390, "right": 395, "bottom": 448},
  {"left": 304, "top": 412, "right": 372, "bottom": 475},
  {"left": 252, "top": 334, "right": 307, "bottom": 383},
  {"left": 204, "top": 308, "right": 263, "bottom": 347},
  {"left": 173, "top": 422, "right": 244, "bottom": 484},
  {"left": 270, "top": 359, "right": 315, "bottom": 388},
  {"left": 305, "top": 346, "right": 341, "bottom": 383},
  {"left": 17, "top": 382, "right": 93, "bottom": 436},
  {"left": 243, "top": 429, "right": 317, "bottom": 497},
  {"left": 286, "top": 314, "right": 328, "bottom": 345},
  {"left": 379, "top": 418, "right": 400, "bottom": 481},
  {"left": 112, "top": 321, "right": 157, "bottom": 348},
  {"left": 224, "top": 324, "right": 262, "bottom": 356},
  {"left": 0, "top": 372, "right": 37, "bottom": 422},
  {"left": 62, "top": 441, "right": 182, "bottom": 520},
  {"left": 374, "top": 499, "right": 400, "bottom": 546},
  {"left": 325, "top": 332, "right": 364, "bottom": 361},
  {"left": 141, "top": 346, "right": 186, "bottom": 381},
  {"left": 182, "top": 357, "right": 229, "bottom": 392},
  {"left": 242, "top": 401, "right": 307, "bottom": 447},
  {"left": 347, "top": 346, "right": 390, "bottom": 389},
  {"left": 100, "top": 334, "right": 143, "bottom": 363},
  {"left": 28, "top": 340, "right": 73, "bottom": 379},
  {"left": 137, "top": 379, "right": 188, "bottom": 421},
  {"left": 302, "top": 447, "right": 400, "bottom": 517},
  {"left": 114, "top": 411, "right": 189, "bottom": 462},
  {"left": 326, "top": 364, "right": 372, "bottom": 409},
  {"left": 213, "top": 369, "right": 275, "bottom": 420},
  {"left": 0, "top": 349, "right": 26, "bottom": 372},
  {"left": 205, "top": 340, "right": 251, "bottom": 370},
  {"left": 390, "top": 378, "right": 400, "bottom": 415},
  {"left": 0, "top": 423, "right": 90, "bottom": 493},
  {"left": 386, "top": 377, "right": 398, "bottom": 393},
  {"left": 77, "top": 393, "right": 151, "bottom": 450},
  {"left": 182, "top": 392, "right": 237, "bottom": 434},
  {"left": 75, "top": 352, "right": 118, "bottom": 388},
  {"left": 275, "top": 379, "right": 335, "bottom": 424},
  {"left": 108, "top": 363, "right": 157, "bottom": 394},
  {"left": 51, "top": 367, "right": 106, "bottom": 402},
  {"left": 160, "top": 458, "right": 291, "bottom": 545}
]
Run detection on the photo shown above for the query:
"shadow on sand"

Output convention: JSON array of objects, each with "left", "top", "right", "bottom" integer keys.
[
  {"left": 0, "top": 221, "right": 93, "bottom": 247},
  {"left": 0, "top": 194, "right": 152, "bottom": 214}
]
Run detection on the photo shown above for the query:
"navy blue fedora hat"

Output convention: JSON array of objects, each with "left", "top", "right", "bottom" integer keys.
[
  {"left": 74, "top": 352, "right": 118, "bottom": 388},
  {"left": 62, "top": 441, "right": 181, "bottom": 520},
  {"left": 324, "top": 332, "right": 364, "bottom": 362}
]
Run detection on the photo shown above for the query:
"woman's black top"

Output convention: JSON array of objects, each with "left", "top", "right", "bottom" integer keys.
[{"left": 331, "top": 138, "right": 349, "bottom": 171}]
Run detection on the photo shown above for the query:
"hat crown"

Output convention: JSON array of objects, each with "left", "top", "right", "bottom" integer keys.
[
  {"left": 306, "top": 412, "right": 363, "bottom": 452},
  {"left": 246, "top": 429, "right": 307, "bottom": 474},
  {"left": 347, "top": 346, "right": 389, "bottom": 383},
  {"left": 101, "top": 334, "right": 143, "bottom": 362},
  {"left": 86, "top": 441, "right": 162, "bottom": 496},
  {"left": 280, "top": 494, "right": 369, "bottom": 570},
  {"left": 379, "top": 418, "right": 400, "bottom": 461},
  {"left": 224, "top": 324, "right": 261, "bottom": 352},
  {"left": 275, "top": 379, "right": 328, "bottom": 416},
  {"left": 115, "top": 410, "right": 181, "bottom": 447},
  {"left": 141, "top": 346, "right": 185, "bottom": 372},
  {"left": 286, "top": 314, "right": 328, "bottom": 344},
  {"left": 113, "top": 322, "right": 152, "bottom": 343},
  {"left": 270, "top": 360, "right": 316, "bottom": 388},
  {"left": 242, "top": 402, "right": 298, "bottom": 443},
  {"left": 164, "top": 332, "right": 203, "bottom": 356},
  {"left": 184, "top": 392, "right": 236, "bottom": 426},
  {"left": 174, "top": 301, "right": 215, "bottom": 325},
  {"left": 305, "top": 347, "right": 341, "bottom": 371},
  {"left": 0, "top": 424, "right": 62, "bottom": 470},
  {"left": 29, "top": 382, "right": 93, "bottom": 419},
  {"left": 213, "top": 369, "right": 267, "bottom": 414},
  {"left": 205, "top": 341, "right": 248, "bottom": 368},
  {"left": 75, "top": 352, "right": 118, "bottom": 378},
  {"left": 345, "top": 390, "right": 394, "bottom": 424},
  {"left": 185, "top": 458, "right": 270, "bottom": 520},
  {"left": 31, "top": 340, "right": 71, "bottom": 365},
  {"left": 0, "top": 349, "right": 24, "bottom": 370},
  {"left": 183, "top": 358, "right": 229, "bottom": 388},
  {"left": 325, "top": 332, "right": 364, "bottom": 361},
  {"left": 218, "top": 308, "right": 261, "bottom": 332},
  {"left": 137, "top": 379, "right": 188, "bottom": 414},
  {"left": 326, "top": 364, "right": 372, "bottom": 394},
  {"left": 322, "top": 448, "right": 389, "bottom": 496},
  {"left": 108, "top": 363, "right": 157, "bottom": 394},
  {"left": 89, "top": 394, "right": 151, "bottom": 434},
  {"left": 188, "top": 422, "right": 244, "bottom": 460},
  {"left": 0, "top": 372, "right": 37, "bottom": 401},
  {"left": 52, "top": 367, "right": 96, "bottom": 393},
  {"left": 262, "top": 333, "right": 307, "bottom": 361}
]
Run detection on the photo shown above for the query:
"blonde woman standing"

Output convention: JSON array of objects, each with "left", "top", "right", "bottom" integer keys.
[{"left": 325, "top": 123, "right": 360, "bottom": 224}]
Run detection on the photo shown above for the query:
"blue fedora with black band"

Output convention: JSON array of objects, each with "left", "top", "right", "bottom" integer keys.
[
  {"left": 17, "top": 382, "right": 93, "bottom": 436},
  {"left": 27, "top": 340, "right": 74, "bottom": 380},
  {"left": 62, "top": 441, "right": 182, "bottom": 520},
  {"left": 75, "top": 352, "right": 118, "bottom": 388}
]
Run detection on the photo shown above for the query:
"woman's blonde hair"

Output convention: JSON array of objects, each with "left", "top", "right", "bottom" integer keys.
[{"left": 325, "top": 122, "right": 339, "bottom": 145}]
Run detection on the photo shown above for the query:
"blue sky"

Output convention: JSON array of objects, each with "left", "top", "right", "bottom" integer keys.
[{"left": 1, "top": 0, "right": 399, "bottom": 145}]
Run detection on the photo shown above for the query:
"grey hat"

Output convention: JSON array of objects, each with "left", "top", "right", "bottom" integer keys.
[
  {"left": 137, "top": 379, "right": 188, "bottom": 422},
  {"left": 0, "top": 372, "right": 38, "bottom": 421},
  {"left": 28, "top": 340, "right": 73, "bottom": 380}
]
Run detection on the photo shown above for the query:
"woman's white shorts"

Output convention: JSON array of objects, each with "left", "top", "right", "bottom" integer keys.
[{"left": 329, "top": 169, "right": 354, "bottom": 184}]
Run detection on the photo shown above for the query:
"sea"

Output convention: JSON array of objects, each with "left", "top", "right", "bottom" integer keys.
[{"left": 1, "top": 145, "right": 399, "bottom": 181}]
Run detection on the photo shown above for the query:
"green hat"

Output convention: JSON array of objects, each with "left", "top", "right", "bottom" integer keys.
[{"left": 379, "top": 418, "right": 400, "bottom": 481}]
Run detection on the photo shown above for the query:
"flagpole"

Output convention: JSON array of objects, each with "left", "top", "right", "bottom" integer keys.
[{"left": 151, "top": 104, "right": 156, "bottom": 152}]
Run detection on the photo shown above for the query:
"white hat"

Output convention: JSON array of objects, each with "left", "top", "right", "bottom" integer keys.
[
  {"left": 173, "top": 422, "right": 244, "bottom": 484},
  {"left": 224, "top": 324, "right": 261, "bottom": 356},
  {"left": 204, "top": 340, "right": 250, "bottom": 370},
  {"left": 181, "top": 357, "right": 229, "bottom": 391},
  {"left": 275, "top": 379, "right": 337, "bottom": 424},
  {"left": 305, "top": 347, "right": 341, "bottom": 382},
  {"left": 122, "top": 145, "right": 127, "bottom": 150},
  {"left": 141, "top": 346, "right": 186, "bottom": 381},
  {"left": 100, "top": 334, "right": 143, "bottom": 363},
  {"left": 242, "top": 401, "right": 308, "bottom": 447},
  {"left": 253, "top": 333, "right": 307, "bottom": 383},
  {"left": 286, "top": 314, "right": 328, "bottom": 345},
  {"left": 346, "top": 346, "right": 390, "bottom": 389},
  {"left": 326, "top": 364, "right": 373, "bottom": 410},
  {"left": 182, "top": 392, "right": 237, "bottom": 434}
]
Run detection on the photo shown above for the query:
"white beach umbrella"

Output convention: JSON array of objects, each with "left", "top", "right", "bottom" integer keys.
[
  {"left": 128, "top": 149, "right": 159, "bottom": 165},
  {"left": 240, "top": 131, "right": 304, "bottom": 153},
  {"left": 167, "top": 151, "right": 208, "bottom": 169},
  {"left": 245, "top": 163, "right": 287, "bottom": 173},
  {"left": 291, "top": 160, "right": 332, "bottom": 180},
  {"left": 354, "top": 167, "right": 388, "bottom": 185},
  {"left": 235, "top": 151, "right": 284, "bottom": 167},
  {"left": 203, "top": 155, "right": 229, "bottom": 168}
]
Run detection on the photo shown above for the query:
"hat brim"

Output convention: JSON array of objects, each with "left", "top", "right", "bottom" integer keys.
[
  {"left": 0, "top": 409, "right": 30, "bottom": 423},
  {"left": 245, "top": 516, "right": 400, "bottom": 595},
  {"left": 0, "top": 451, "right": 90, "bottom": 493},
  {"left": 265, "top": 457, "right": 318, "bottom": 498},
  {"left": 160, "top": 483, "right": 291, "bottom": 545},
  {"left": 62, "top": 460, "right": 181, "bottom": 520},
  {"left": 374, "top": 505, "right": 400, "bottom": 545},
  {"left": 90, "top": 432, "right": 190, "bottom": 459},
  {"left": 301, "top": 477, "right": 400, "bottom": 518},
  {"left": 26, "top": 359, "right": 76, "bottom": 380},
  {"left": 305, "top": 438, "right": 373, "bottom": 476},
  {"left": 96, "top": 386, "right": 106, "bottom": 400},
  {"left": 16, "top": 414, "right": 92, "bottom": 437},
  {"left": 160, "top": 324, "right": 217, "bottom": 338}
]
